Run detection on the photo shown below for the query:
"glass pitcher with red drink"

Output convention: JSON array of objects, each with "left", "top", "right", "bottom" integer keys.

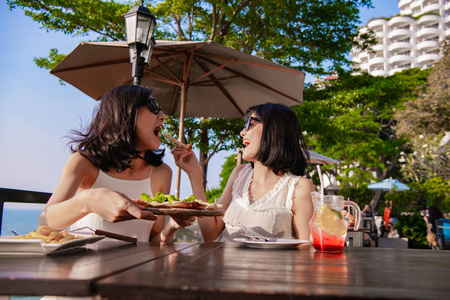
[{"left": 309, "top": 192, "right": 361, "bottom": 252}]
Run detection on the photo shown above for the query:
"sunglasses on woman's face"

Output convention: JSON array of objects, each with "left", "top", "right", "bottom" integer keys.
[
  {"left": 244, "top": 117, "right": 261, "bottom": 131},
  {"left": 147, "top": 97, "right": 163, "bottom": 115}
]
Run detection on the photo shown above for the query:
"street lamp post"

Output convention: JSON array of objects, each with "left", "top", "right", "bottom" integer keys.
[{"left": 124, "top": 1, "right": 156, "bottom": 86}]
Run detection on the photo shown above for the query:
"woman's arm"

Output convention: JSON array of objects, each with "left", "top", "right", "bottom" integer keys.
[
  {"left": 291, "top": 177, "right": 315, "bottom": 241},
  {"left": 40, "top": 153, "right": 156, "bottom": 230},
  {"left": 171, "top": 146, "right": 244, "bottom": 242}
]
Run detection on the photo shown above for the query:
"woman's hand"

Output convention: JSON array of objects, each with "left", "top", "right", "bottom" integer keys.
[
  {"left": 83, "top": 188, "right": 157, "bottom": 223},
  {"left": 168, "top": 215, "right": 197, "bottom": 229},
  {"left": 171, "top": 146, "right": 201, "bottom": 174}
]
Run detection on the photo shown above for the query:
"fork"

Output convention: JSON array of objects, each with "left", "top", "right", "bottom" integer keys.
[{"left": 240, "top": 233, "right": 277, "bottom": 242}]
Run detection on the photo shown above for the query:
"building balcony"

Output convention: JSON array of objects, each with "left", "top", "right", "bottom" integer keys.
[
  {"left": 351, "top": 56, "right": 361, "bottom": 64},
  {"left": 410, "top": 0, "right": 421, "bottom": 10},
  {"left": 373, "top": 44, "right": 386, "bottom": 52},
  {"left": 417, "top": 39, "right": 439, "bottom": 51},
  {"left": 389, "top": 16, "right": 414, "bottom": 29},
  {"left": 421, "top": 3, "right": 443, "bottom": 15},
  {"left": 375, "top": 32, "right": 387, "bottom": 41},
  {"left": 358, "top": 50, "right": 370, "bottom": 58},
  {"left": 417, "top": 53, "right": 441, "bottom": 64},
  {"left": 389, "top": 42, "right": 413, "bottom": 52},
  {"left": 371, "top": 69, "right": 388, "bottom": 77},
  {"left": 368, "top": 56, "right": 387, "bottom": 67},
  {"left": 416, "top": 27, "right": 442, "bottom": 38},
  {"left": 388, "top": 29, "right": 412, "bottom": 39},
  {"left": 359, "top": 62, "right": 369, "bottom": 72},
  {"left": 367, "top": 19, "right": 387, "bottom": 31},
  {"left": 389, "top": 55, "right": 413, "bottom": 65},
  {"left": 417, "top": 14, "right": 441, "bottom": 26},
  {"left": 399, "top": 0, "right": 412, "bottom": 10},
  {"left": 446, "top": 0, "right": 450, "bottom": 10}
]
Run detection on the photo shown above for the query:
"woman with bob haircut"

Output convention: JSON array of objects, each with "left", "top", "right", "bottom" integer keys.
[
  {"left": 173, "top": 103, "right": 315, "bottom": 242},
  {"left": 39, "top": 85, "right": 194, "bottom": 242}
]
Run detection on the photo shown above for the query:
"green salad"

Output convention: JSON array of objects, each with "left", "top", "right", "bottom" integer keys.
[{"left": 141, "top": 192, "right": 195, "bottom": 203}]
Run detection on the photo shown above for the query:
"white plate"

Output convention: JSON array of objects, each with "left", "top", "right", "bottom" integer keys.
[
  {"left": 0, "top": 235, "right": 105, "bottom": 255},
  {"left": 233, "top": 238, "right": 310, "bottom": 249}
]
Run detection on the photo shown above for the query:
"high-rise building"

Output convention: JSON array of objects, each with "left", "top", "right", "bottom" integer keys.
[{"left": 351, "top": 0, "right": 449, "bottom": 76}]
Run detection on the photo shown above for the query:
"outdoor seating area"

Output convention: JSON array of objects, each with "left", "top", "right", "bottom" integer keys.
[{"left": 2, "top": 0, "right": 449, "bottom": 299}]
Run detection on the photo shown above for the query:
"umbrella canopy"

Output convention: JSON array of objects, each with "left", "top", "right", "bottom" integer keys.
[
  {"left": 51, "top": 40, "right": 305, "bottom": 118},
  {"left": 308, "top": 151, "right": 339, "bottom": 165},
  {"left": 367, "top": 178, "right": 410, "bottom": 191},
  {"left": 51, "top": 40, "right": 305, "bottom": 197}
]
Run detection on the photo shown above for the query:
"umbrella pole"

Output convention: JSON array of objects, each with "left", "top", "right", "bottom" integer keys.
[
  {"left": 316, "top": 165, "right": 324, "bottom": 195},
  {"left": 175, "top": 83, "right": 187, "bottom": 199}
]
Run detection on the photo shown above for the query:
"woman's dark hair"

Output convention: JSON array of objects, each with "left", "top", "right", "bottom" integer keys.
[
  {"left": 428, "top": 205, "right": 444, "bottom": 233},
  {"left": 244, "top": 103, "right": 309, "bottom": 176},
  {"left": 69, "top": 85, "right": 164, "bottom": 172}
]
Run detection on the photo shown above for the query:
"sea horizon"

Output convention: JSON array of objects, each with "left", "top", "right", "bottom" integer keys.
[{"left": 1, "top": 203, "right": 45, "bottom": 236}]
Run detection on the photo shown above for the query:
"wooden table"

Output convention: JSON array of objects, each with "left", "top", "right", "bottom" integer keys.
[
  {"left": 0, "top": 240, "right": 196, "bottom": 297},
  {"left": 1, "top": 241, "right": 450, "bottom": 299},
  {"left": 96, "top": 243, "right": 450, "bottom": 300}
]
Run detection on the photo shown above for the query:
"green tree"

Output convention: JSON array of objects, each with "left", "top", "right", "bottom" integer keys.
[
  {"left": 400, "top": 135, "right": 450, "bottom": 182},
  {"left": 395, "top": 39, "right": 450, "bottom": 197},
  {"left": 395, "top": 38, "right": 450, "bottom": 138},
  {"left": 297, "top": 69, "right": 429, "bottom": 211},
  {"left": 7, "top": 0, "right": 375, "bottom": 188}
]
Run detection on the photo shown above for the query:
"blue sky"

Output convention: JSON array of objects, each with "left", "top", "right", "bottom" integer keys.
[{"left": 0, "top": 0, "right": 400, "bottom": 199}]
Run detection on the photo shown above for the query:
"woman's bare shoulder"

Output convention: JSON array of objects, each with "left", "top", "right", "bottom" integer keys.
[
  {"left": 66, "top": 152, "right": 96, "bottom": 172},
  {"left": 226, "top": 164, "right": 247, "bottom": 183},
  {"left": 64, "top": 152, "right": 99, "bottom": 186},
  {"left": 153, "top": 162, "right": 172, "bottom": 177},
  {"left": 232, "top": 163, "right": 248, "bottom": 175},
  {"left": 295, "top": 177, "right": 316, "bottom": 200}
]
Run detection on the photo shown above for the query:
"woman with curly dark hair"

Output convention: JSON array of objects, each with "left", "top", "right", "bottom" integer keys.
[
  {"left": 173, "top": 103, "right": 315, "bottom": 242},
  {"left": 39, "top": 85, "right": 194, "bottom": 242}
]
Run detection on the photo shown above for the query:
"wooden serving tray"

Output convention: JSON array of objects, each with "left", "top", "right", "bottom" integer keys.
[{"left": 143, "top": 207, "right": 224, "bottom": 216}]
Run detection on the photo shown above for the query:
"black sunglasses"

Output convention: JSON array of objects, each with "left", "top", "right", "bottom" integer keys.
[
  {"left": 244, "top": 117, "right": 261, "bottom": 131},
  {"left": 147, "top": 97, "right": 163, "bottom": 115}
]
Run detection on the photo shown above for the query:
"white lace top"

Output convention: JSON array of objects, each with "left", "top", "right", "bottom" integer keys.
[
  {"left": 70, "top": 169, "right": 155, "bottom": 242},
  {"left": 222, "top": 164, "right": 301, "bottom": 242}
]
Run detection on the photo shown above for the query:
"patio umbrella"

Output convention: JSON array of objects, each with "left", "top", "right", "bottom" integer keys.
[
  {"left": 367, "top": 178, "right": 410, "bottom": 191},
  {"left": 51, "top": 40, "right": 305, "bottom": 196},
  {"left": 368, "top": 179, "right": 409, "bottom": 232},
  {"left": 307, "top": 151, "right": 339, "bottom": 195}
]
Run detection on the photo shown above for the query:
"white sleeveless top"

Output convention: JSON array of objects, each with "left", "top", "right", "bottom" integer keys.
[
  {"left": 70, "top": 169, "right": 155, "bottom": 242},
  {"left": 222, "top": 164, "right": 301, "bottom": 242}
]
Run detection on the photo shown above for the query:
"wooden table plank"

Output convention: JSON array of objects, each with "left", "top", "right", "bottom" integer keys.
[
  {"left": 0, "top": 240, "right": 196, "bottom": 296},
  {"left": 95, "top": 243, "right": 450, "bottom": 300}
]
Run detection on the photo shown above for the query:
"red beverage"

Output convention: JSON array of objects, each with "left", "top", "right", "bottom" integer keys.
[{"left": 310, "top": 215, "right": 347, "bottom": 252}]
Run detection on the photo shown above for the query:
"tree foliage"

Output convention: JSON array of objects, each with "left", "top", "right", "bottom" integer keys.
[
  {"left": 400, "top": 135, "right": 450, "bottom": 182},
  {"left": 297, "top": 69, "right": 429, "bottom": 211},
  {"left": 8, "top": 0, "right": 375, "bottom": 74},
  {"left": 395, "top": 38, "right": 450, "bottom": 138},
  {"left": 394, "top": 39, "right": 450, "bottom": 189}
]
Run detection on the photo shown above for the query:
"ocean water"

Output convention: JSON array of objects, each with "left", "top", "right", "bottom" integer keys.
[
  {"left": 1, "top": 203, "right": 45, "bottom": 236},
  {"left": 1, "top": 203, "right": 45, "bottom": 299}
]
